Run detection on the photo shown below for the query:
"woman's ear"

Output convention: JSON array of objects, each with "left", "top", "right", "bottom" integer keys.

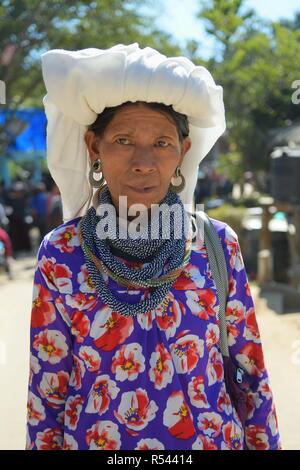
[
  {"left": 180, "top": 137, "right": 192, "bottom": 165},
  {"left": 84, "top": 130, "right": 101, "bottom": 162}
]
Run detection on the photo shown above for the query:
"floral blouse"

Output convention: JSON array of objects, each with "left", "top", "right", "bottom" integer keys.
[{"left": 26, "top": 215, "right": 281, "bottom": 450}]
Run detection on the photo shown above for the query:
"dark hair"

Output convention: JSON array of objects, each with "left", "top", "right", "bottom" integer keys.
[{"left": 88, "top": 101, "right": 189, "bottom": 142}]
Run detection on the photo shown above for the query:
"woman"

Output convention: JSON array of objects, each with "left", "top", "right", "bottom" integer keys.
[{"left": 26, "top": 44, "right": 281, "bottom": 450}]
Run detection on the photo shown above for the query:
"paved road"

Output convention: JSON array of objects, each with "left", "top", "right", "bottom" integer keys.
[{"left": 0, "top": 255, "right": 299, "bottom": 450}]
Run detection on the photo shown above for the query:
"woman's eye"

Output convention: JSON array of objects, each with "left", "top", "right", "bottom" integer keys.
[
  {"left": 157, "top": 140, "right": 169, "bottom": 147},
  {"left": 116, "top": 137, "right": 130, "bottom": 145}
]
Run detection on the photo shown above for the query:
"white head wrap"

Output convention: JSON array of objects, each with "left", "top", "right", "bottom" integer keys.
[{"left": 41, "top": 43, "right": 226, "bottom": 222}]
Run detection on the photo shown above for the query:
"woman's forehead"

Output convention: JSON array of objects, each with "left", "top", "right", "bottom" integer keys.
[{"left": 106, "top": 105, "right": 178, "bottom": 131}]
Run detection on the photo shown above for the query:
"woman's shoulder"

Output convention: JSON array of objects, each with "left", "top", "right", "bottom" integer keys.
[
  {"left": 208, "top": 216, "right": 239, "bottom": 246},
  {"left": 206, "top": 216, "right": 244, "bottom": 277},
  {"left": 202, "top": 215, "right": 241, "bottom": 275},
  {"left": 36, "top": 215, "right": 83, "bottom": 261}
]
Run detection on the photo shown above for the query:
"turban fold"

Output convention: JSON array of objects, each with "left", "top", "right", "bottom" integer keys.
[{"left": 41, "top": 43, "right": 226, "bottom": 222}]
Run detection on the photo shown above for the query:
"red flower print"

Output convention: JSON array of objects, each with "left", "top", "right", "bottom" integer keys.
[
  {"left": 236, "top": 343, "right": 266, "bottom": 377},
  {"left": 245, "top": 391, "right": 263, "bottom": 420},
  {"left": 267, "top": 404, "right": 280, "bottom": 438},
  {"left": 79, "top": 346, "right": 101, "bottom": 372},
  {"left": 205, "top": 323, "right": 220, "bottom": 350},
  {"left": 187, "top": 376, "right": 209, "bottom": 409},
  {"left": 33, "top": 329, "right": 68, "bottom": 364},
  {"left": 170, "top": 333, "right": 204, "bottom": 374},
  {"left": 197, "top": 412, "right": 223, "bottom": 438},
  {"left": 226, "top": 299, "right": 246, "bottom": 324},
  {"left": 39, "top": 255, "right": 73, "bottom": 294},
  {"left": 27, "top": 392, "right": 46, "bottom": 426},
  {"left": 66, "top": 292, "right": 98, "bottom": 311},
  {"left": 86, "top": 420, "right": 121, "bottom": 450},
  {"left": 228, "top": 276, "right": 237, "bottom": 297},
  {"left": 111, "top": 343, "right": 145, "bottom": 382},
  {"left": 38, "top": 371, "right": 69, "bottom": 408},
  {"left": 206, "top": 347, "right": 224, "bottom": 385},
  {"left": 31, "top": 283, "right": 56, "bottom": 328},
  {"left": 163, "top": 390, "right": 196, "bottom": 440},
  {"left": 135, "top": 438, "right": 165, "bottom": 450},
  {"left": 63, "top": 434, "right": 78, "bottom": 450},
  {"left": 137, "top": 309, "right": 156, "bottom": 331},
  {"left": 65, "top": 395, "right": 84, "bottom": 431},
  {"left": 245, "top": 281, "right": 251, "bottom": 297},
  {"left": 246, "top": 425, "right": 269, "bottom": 450},
  {"left": 221, "top": 421, "right": 243, "bottom": 450},
  {"left": 258, "top": 378, "right": 272, "bottom": 400},
  {"left": 227, "top": 323, "right": 240, "bottom": 346},
  {"left": 86, "top": 374, "right": 120, "bottom": 415},
  {"left": 192, "top": 434, "right": 218, "bottom": 450},
  {"left": 35, "top": 428, "right": 63, "bottom": 450},
  {"left": 186, "top": 288, "right": 218, "bottom": 320},
  {"left": 54, "top": 295, "right": 72, "bottom": 327},
  {"left": 90, "top": 307, "right": 134, "bottom": 352},
  {"left": 155, "top": 296, "right": 183, "bottom": 340},
  {"left": 172, "top": 263, "right": 203, "bottom": 290},
  {"left": 50, "top": 224, "right": 80, "bottom": 254},
  {"left": 149, "top": 343, "right": 174, "bottom": 390},
  {"left": 244, "top": 307, "right": 261, "bottom": 343},
  {"left": 224, "top": 228, "right": 242, "bottom": 271},
  {"left": 29, "top": 353, "right": 41, "bottom": 386},
  {"left": 217, "top": 383, "right": 233, "bottom": 415},
  {"left": 70, "top": 311, "right": 90, "bottom": 343},
  {"left": 69, "top": 355, "right": 85, "bottom": 390},
  {"left": 77, "top": 264, "right": 95, "bottom": 293},
  {"left": 114, "top": 388, "right": 158, "bottom": 432}
]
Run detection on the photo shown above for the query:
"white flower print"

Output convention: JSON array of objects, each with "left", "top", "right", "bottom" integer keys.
[
  {"left": 149, "top": 343, "right": 174, "bottom": 390},
  {"left": 27, "top": 391, "right": 46, "bottom": 426},
  {"left": 111, "top": 343, "right": 145, "bottom": 382}
]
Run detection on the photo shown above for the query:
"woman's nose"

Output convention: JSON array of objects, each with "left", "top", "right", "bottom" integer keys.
[{"left": 131, "top": 146, "right": 156, "bottom": 173}]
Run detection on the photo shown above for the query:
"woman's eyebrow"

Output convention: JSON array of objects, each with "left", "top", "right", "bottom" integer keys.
[{"left": 108, "top": 127, "right": 176, "bottom": 137}]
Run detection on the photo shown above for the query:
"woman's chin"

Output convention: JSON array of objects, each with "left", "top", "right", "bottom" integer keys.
[{"left": 124, "top": 189, "right": 164, "bottom": 208}]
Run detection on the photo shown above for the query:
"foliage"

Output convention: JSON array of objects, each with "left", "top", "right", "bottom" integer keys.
[
  {"left": 206, "top": 202, "right": 247, "bottom": 238},
  {"left": 0, "top": 0, "right": 180, "bottom": 155},
  {"left": 196, "top": 0, "right": 300, "bottom": 172}
]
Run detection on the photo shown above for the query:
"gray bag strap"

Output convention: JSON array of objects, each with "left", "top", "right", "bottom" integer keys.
[{"left": 191, "top": 211, "right": 230, "bottom": 358}]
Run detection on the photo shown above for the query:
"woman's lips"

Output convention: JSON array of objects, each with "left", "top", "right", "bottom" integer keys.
[{"left": 127, "top": 185, "right": 157, "bottom": 193}]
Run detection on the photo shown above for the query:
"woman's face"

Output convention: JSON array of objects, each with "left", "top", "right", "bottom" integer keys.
[{"left": 84, "top": 103, "right": 192, "bottom": 212}]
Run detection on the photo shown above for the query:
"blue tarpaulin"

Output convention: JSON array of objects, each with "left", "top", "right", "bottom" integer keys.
[
  {"left": 0, "top": 108, "right": 46, "bottom": 155},
  {"left": 0, "top": 108, "right": 47, "bottom": 187}
]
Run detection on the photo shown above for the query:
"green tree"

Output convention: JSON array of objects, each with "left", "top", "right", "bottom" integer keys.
[
  {"left": 0, "top": 0, "right": 180, "bottom": 155},
  {"left": 196, "top": 0, "right": 300, "bottom": 176},
  {"left": 280, "top": 11, "right": 300, "bottom": 31}
]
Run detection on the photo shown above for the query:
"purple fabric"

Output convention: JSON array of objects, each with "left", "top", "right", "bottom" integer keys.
[{"left": 26, "top": 216, "right": 282, "bottom": 450}]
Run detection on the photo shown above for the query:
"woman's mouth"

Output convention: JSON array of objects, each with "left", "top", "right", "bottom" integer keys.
[{"left": 127, "top": 186, "right": 157, "bottom": 193}]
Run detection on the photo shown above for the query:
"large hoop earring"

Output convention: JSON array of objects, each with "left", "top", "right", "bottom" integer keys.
[
  {"left": 169, "top": 166, "right": 185, "bottom": 193},
  {"left": 89, "top": 158, "right": 106, "bottom": 189}
]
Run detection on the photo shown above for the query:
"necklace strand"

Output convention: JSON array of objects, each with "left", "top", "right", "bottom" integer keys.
[{"left": 78, "top": 185, "right": 192, "bottom": 317}]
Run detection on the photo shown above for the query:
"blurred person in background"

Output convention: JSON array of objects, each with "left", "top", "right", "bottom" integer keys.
[
  {"left": 5, "top": 181, "right": 32, "bottom": 253},
  {"left": 30, "top": 182, "right": 49, "bottom": 243},
  {"left": 46, "top": 182, "right": 63, "bottom": 231}
]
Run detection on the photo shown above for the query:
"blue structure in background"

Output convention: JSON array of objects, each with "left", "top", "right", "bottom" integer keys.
[{"left": 0, "top": 108, "right": 47, "bottom": 188}]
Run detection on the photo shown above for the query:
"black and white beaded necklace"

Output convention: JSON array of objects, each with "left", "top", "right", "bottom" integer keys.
[{"left": 79, "top": 185, "right": 192, "bottom": 317}]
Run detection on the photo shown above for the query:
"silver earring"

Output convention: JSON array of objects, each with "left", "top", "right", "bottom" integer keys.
[
  {"left": 89, "top": 158, "right": 106, "bottom": 189},
  {"left": 169, "top": 166, "right": 185, "bottom": 193}
]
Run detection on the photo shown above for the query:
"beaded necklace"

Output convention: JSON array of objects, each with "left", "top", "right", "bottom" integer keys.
[{"left": 78, "top": 185, "right": 193, "bottom": 317}]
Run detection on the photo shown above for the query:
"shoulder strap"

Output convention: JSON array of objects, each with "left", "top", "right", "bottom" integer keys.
[{"left": 192, "top": 211, "right": 230, "bottom": 358}]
